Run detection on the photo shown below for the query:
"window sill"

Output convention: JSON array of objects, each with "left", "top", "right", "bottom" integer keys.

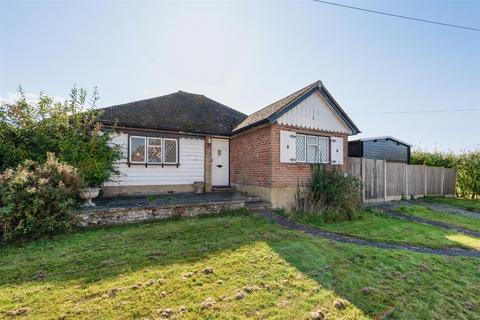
[{"left": 127, "top": 162, "right": 180, "bottom": 168}]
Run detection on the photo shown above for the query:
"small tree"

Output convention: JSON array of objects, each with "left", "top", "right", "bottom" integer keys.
[{"left": 0, "top": 86, "right": 123, "bottom": 188}]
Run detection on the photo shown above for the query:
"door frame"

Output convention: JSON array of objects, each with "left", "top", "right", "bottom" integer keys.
[{"left": 211, "top": 138, "right": 230, "bottom": 187}]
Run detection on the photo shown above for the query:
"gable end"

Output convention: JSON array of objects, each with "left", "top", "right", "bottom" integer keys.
[{"left": 268, "top": 86, "right": 359, "bottom": 135}]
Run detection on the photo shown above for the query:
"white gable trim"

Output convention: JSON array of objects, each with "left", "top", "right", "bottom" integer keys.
[{"left": 275, "top": 91, "right": 352, "bottom": 134}]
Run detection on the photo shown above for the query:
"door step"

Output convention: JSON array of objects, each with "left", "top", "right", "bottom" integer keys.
[{"left": 212, "top": 186, "right": 235, "bottom": 193}]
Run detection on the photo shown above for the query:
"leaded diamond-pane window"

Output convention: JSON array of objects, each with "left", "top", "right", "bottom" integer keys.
[
  {"left": 130, "top": 136, "right": 146, "bottom": 163},
  {"left": 164, "top": 139, "right": 178, "bottom": 163},
  {"left": 318, "top": 137, "right": 329, "bottom": 163},
  {"left": 295, "top": 135, "right": 306, "bottom": 162},
  {"left": 147, "top": 137, "right": 162, "bottom": 163},
  {"left": 306, "top": 136, "right": 319, "bottom": 163}
]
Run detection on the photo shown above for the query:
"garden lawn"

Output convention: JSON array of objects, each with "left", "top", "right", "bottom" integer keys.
[
  {"left": 292, "top": 209, "right": 480, "bottom": 250},
  {"left": 425, "top": 196, "right": 480, "bottom": 212},
  {"left": 1, "top": 210, "right": 479, "bottom": 320},
  {"left": 399, "top": 205, "right": 480, "bottom": 233}
]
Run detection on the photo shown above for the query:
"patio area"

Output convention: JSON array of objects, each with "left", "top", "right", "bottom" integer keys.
[{"left": 76, "top": 192, "right": 269, "bottom": 227}]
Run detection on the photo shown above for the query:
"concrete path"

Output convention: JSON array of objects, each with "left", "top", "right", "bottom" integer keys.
[
  {"left": 373, "top": 202, "right": 480, "bottom": 238},
  {"left": 255, "top": 210, "right": 480, "bottom": 258},
  {"left": 413, "top": 200, "right": 480, "bottom": 219}
]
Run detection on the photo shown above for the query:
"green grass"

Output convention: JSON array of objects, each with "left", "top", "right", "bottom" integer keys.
[
  {"left": 425, "top": 196, "right": 480, "bottom": 212},
  {"left": 291, "top": 209, "right": 480, "bottom": 250},
  {"left": 399, "top": 205, "right": 480, "bottom": 233},
  {"left": 0, "top": 211, "right": 479, "bottom": 319}
]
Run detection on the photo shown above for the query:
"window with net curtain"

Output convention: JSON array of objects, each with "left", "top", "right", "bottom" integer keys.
[
  {"left": 130, "top": 136, "right": 178, "bottom": 164},
  {"left": 296, "top": 134, "right": 329, "bottom": 163}
]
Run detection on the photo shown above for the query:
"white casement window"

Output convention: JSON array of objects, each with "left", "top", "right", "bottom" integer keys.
[
  {"left": 163, "top": 138, "right": 178, "bottom": 164},
  {"left": 295, "top": 134, "right": 306, "bottom": 162},
  {"left": 318, "top": 137, "right": 329, "bottom": 163},
  {"left": 129, "top": 136, "right": 146, "bottom": 163},
  {"left": 129, "top": 136, "right": 178, "bottom": 165},
  {"left": 306, "top": 135, "right": 319, "bottom": 163},
  {"left": 147, "top": 137, "right": 162, "bottom": 163},
  {"left": 295, "top": 134, "right": 330, "bottom": 164}
]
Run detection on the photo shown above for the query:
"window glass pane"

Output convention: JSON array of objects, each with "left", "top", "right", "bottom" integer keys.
[
  {"left": 306, "top": 136, "right": 319, "bottom": 163},
  {"left": 130, "top": 137, "right": 145, "bottom": 162},
  {"left": 148, "top": 137, "right": 162, "bottom": 146},
  {"left": 147, "top": 138, "right": 162, "bottom": 163},
  {"left": 295, "top": 135, "right": 306, "bottom": 162},
  {"left": 318, "top": 137, "right": 329, "bottom": 163},
  {"left": 164, "top": 139, "right": 177, "bottom": 163}
]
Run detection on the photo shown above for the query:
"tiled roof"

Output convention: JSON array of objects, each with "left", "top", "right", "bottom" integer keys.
[
  {"left": 233, "top": 80, "right": 359, "bottom": 135},
  {"left": 99, "top": 91, "right": 247, "bottom": 136}
]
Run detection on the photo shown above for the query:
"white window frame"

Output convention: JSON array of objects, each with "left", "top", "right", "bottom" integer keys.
[
  {"left": 295, "top": 134, "right": 330, "bottom": 164},
  {"left": 147, "top": 137, "right": 163, "bottom": 164},
  {"left": 295, "top": 134, "right": 307, "bottom": 163},
  {"left": 163, "top": 138, "right": 178, "bottom": 164},
  {"left": 129, "top": 136, "right": 146, "bottom": 164},
  {"left": 318, "top": 136, "right": 330, "bottom": 164},
  {"left": 306, "top": 135, "right": 319, "bottom": 164}
]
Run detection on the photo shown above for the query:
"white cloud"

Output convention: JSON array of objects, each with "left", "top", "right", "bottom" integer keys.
[{"left": 0, "top": 92, "right": 65, "bottom": 105}]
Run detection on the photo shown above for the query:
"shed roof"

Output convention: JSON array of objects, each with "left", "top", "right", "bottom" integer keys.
[
  {"left": 233, "top": 80, "right": 360, "bottom": 135},
  {"left": 350, "top": 136, "right": 412, "bottom": 147},
  {"left": 99, "top": 91, "right": 247, "bottom": 136}
]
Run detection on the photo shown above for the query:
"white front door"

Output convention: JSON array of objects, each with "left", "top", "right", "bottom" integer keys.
[{"left": 211, "top": 138, "right": 229, "bottom": 186}]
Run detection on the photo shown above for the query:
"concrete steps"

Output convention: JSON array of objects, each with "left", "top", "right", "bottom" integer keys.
[{"left": 245, "top": 198, "right": 272, "bottom": 211}]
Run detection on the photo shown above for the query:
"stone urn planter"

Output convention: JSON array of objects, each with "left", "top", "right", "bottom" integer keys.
[
  {"left": 80, "top": 187, "right": 101, "bottom": 207},
  {"left": 193, "top": 181, "right": 205, "bottom": 194}
]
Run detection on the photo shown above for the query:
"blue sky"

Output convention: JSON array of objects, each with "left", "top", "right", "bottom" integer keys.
[{"left": 1, "top": 0, "right": 479, "bottom": 152}]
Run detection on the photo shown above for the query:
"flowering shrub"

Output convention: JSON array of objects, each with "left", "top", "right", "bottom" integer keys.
[
  {"left": 0, "top": 153, "right": 81, "bottom": 242},
  {"left": 0, "top": 87, "right": 123, "bottom": 188}
]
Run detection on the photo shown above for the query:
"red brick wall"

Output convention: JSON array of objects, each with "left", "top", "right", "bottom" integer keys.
[
  {"left": 230, "top": 125, "right": 272, "bottom": 187},
  {"left": 231, "top": 123, "right": 349, "bottom": 188},
  {"left": 270, "top": 124, "right": 349, "bottom": 187}
]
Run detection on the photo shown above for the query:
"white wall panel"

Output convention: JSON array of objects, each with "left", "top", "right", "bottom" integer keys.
[
  {"left": 277, "top": 91, "right": 352, "bottom": 134},
  {"left": 104, "top": 133, "right": 205, "bottom": 186}
]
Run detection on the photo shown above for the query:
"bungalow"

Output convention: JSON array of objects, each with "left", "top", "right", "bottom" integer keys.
[{"left": 99, "top": 80, "right": 360, "bottom": 208}]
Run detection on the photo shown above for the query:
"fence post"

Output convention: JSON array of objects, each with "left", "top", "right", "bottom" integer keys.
[
  {"left": 404, "top": 163, "right": 408, "bottom": 198},
  {"left": 361, "top": 158, "right": 366, "bottom": 203},
  {"left": 384, "top": 160, "right": 387, "bottom": 202},
  {"left": 423, "top": 165, "right": 427, "bottom": 196},
  {"left": 440, "top": 167, "right": 445, "bottom": 195}
]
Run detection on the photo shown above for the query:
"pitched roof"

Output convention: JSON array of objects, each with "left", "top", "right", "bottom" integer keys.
[
  {"left": 99, "top": 91, "right": 247, "bottom": 136},
  {"left": 233, "top": 80, "right": 360, "bottom": 135}
]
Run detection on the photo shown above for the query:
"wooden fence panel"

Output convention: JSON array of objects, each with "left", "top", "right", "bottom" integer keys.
[
  {"left": 386, "top": 162, "right": 406, "bottom": 198},
  {"left": 426, "top": 167, "right": 443, "bottom": 195},
  {"left": 364, "top": 159, "right": 384, "bottom": 201},
  {"left": 348, "top": 157, "right": 362, "bottom": 179},
  {"left": 443, "top": 168, "right": 456, "bottom": 195},
  {"left": 407, "top": 165, "right": 425, "bottom": 196},
  {"left": 348, "top": 158, "right": 456, "bottom": 202}
]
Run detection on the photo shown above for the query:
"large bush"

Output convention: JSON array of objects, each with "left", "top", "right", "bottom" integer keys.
[
  {"left": 0, "top": 154, "right": 81, "bottom": 242},
  {"left": 0, "top": 87, "right": 123, "bottom": 187},
  {"left": 293, "top": 165, "right": 362, "bottom": 223},
  {"left": 411, "top": 150, "right": 456, "bottom": 168},
  {"left": 411, "top": 149, "right": 479, "bottom": 199}
]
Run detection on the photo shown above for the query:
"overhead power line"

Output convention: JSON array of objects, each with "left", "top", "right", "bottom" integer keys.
[
  {"left": 312, "top": 0, "right": 480, "bottom": 32},
  {"left": 351, "top": 108, "right": 480, "bottom": 115}
]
